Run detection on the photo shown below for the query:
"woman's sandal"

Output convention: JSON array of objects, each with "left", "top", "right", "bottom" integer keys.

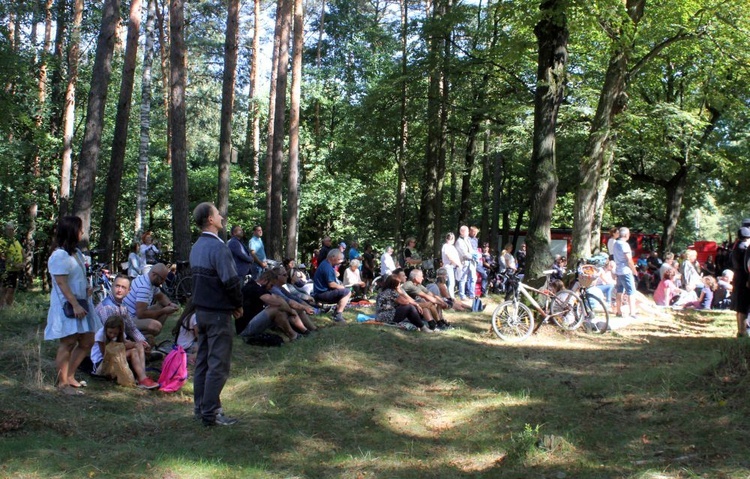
[{"left": 69, "top": 379, "right": 88, "bottom": 388}]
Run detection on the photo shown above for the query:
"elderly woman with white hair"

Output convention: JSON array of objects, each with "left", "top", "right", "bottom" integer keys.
[{"left": 343, "top": 258, "right": 366, "bottom": 298}]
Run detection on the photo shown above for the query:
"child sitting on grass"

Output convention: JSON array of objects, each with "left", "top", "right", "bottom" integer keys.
[
  {"left": 92, "top": 315, "right": 159, "bottom": 389},
  {"left": 172, "top": 301, "right": 198, "bottom": 364},
  {"left": 684, "top": 276, "right": 717, "bottom": 310}
]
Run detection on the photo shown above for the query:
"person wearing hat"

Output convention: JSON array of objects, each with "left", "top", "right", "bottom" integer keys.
[
  {"left": 0, "top": 221, "right": 23, "bottom": 308},
  {"left": 730, "top": 225, "right": 750, "bottom": 337},
  {"left": 426, "top": 267, "right": 469, "bottom": 311}
]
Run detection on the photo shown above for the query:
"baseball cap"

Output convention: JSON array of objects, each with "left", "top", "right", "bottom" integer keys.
[{"left": 339, "top": 242, "right": 347, "bottom": 248}]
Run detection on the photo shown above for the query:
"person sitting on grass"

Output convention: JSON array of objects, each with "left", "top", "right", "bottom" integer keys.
[
  {"left": 375, "top": 275, "right": 433, "bottom": 332},
  {"left": 95, "top": 274, "right": 151, "bottom": 354},
  {"left": 122, "top": 263, "right": 179, "bottom": 336},
  {"left": 343, "top": 259, "right": 366, "bottom": 298},
  {"left": 653, "top": 268, "right": 683, "bottom": 307},
  {"left": 91, "top": 315, "right": 159, "bottom": 389},
  {"left": 684, "top": 276, "right": 717, "bottom": 310},
  {"left": 172, "top": 300, "right": 198, "bottom": 364},
  {"left": 270, "top": 265, "right": 318, "bottom": 332},
  {"left": 426, "top": 268, "right": 469, "bottom": 311},
  {"left": 312, "top": 249, "right": 351, "bottom": 323},
  {"left": 238, "top": 270, "right": 311, "bottom": 342},
  {"left": 402, "top": 269, "right": 451, "bottom": 329}
]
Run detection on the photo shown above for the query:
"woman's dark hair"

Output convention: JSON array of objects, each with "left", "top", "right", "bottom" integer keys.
[
  {"left": 55, "top": 216, "right": 82, "bottom": 255},
  {"left": 172, "top": 299, "right": 195, "bottom": 339},
  {"left": 382, "top": 274, "right": 401, "bottom": 290}
]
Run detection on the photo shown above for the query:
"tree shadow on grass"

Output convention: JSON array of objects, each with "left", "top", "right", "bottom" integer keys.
[{"left": 1, "top": 303, "right": 750, "bottom": 478}]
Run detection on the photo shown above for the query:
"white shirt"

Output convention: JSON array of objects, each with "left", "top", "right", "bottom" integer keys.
[{"left": 380, "top": 252, "right": 396, "bottom": 276}]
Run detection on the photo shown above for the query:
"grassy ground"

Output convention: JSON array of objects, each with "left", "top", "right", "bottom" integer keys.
[{"left": 1, "top": 290, "right": 750, "bottom": 478}]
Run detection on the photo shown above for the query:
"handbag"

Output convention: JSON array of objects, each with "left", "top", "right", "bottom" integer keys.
[{"left": 63, "top": 298, "right": 90, "bottom": 318}]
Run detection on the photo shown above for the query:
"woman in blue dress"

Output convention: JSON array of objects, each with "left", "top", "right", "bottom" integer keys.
[{"left": 44, "top": 216, "right": 100, "bottom": 395}]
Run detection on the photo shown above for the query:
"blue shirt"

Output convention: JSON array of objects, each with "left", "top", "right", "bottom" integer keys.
[
  {"left": 349, "top": 247, "right": 360, "bottom": 261},
  {"left": 313, "top": 260, "right": 337, "bottom": 295},
  {"left": 249, "top": 236, "right": 266, "bottom": 262}
]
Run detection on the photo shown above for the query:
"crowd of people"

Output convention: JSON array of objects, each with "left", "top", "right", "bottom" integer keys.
[{"left": 25, "top": 207, "right": 750, "bottom": 426}]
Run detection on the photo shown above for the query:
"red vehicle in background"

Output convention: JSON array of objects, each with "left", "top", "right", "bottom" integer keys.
[{"left": 512, "top": 229, "right": 659, "bottom": 259}]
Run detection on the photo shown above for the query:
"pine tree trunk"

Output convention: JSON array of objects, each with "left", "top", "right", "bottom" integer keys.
[
  {"left": 155, "top": 0, "right": 171, "bottom": 165},
  {"left": 71, "top": 0, "right": 120, "bottom": 245},
  {"left": 100, "top": 0, "right": 142, "bottom": 263},
  {"left": 265, "top": 0, "right": 283, "bottom": 228},
  {"left": 49, "top": 0, "right": 66, "bottom": 136},
  {"left": 480, "top": 126, "right": 490, "bottom": 244},
  {"left": 394, "top": 0, "right": 407, "bottom": 250},
  {"left": 170, "top": 0, "right": 190, "bottom": 261},
  {"left": 270, "top": 0, "right": 292, "bottom": 260},
  {"left": 490, "top": 149, "right": 503, "bottom": 253},
  {"left": 136, "top": 0, "right": 156, "bottom": 239},
  {"left": 217, "top": 0, "right": 240, "bottom": 238},
  {"left": 285, "top": 0, "right": 303, "bottom": 259},
  {"left": 525, "top": 0, "right": 568, "bottom": 280},
  {"left": 58, "top": 0, "right": 83, "bottom": 218},
  {"left": 242, "top": 0, "right": 261, "bottom": 189}
]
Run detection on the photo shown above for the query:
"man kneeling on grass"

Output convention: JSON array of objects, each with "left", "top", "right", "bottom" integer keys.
[
  {"left": 238, "top": 270, "right": 312, "bottom": 343},
  {"left": 402, "top": 269, "right": 452, "bottom": 330}
]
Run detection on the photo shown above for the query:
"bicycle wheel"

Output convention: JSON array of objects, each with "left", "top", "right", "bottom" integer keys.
[
  {"left": 583, "top": 293, "right": 610, "bottom": 334},
  {"left": 551, "top": 289, "right": 584, "bottom": 331},
  {"left": 175, "top": 276, "right": 193, "bottom": 304},
  {"left": 491, "top": 301, "right": 535, "bottom": 342}
]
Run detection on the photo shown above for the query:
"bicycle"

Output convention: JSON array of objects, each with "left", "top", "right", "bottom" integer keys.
[
  {"left": 88, "top": 262, "right": 112, "bottom": 305},
  {"left": 163, "top": 260, "right": 192, "bottom": 304},
  {"left": 572, "top": 259, "right": 610, "bottom": 334},
  {"left": 490, "top": 269, "right": 584, "bottom": 342}
]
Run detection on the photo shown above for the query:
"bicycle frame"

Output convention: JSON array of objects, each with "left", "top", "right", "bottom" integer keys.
[{"left": 508, "top": 269, "right": 576, "bottom": 324}]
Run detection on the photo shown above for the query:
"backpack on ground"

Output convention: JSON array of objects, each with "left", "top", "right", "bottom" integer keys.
[{"left": 158, "top": 345, "right": 188, "bottom": 392}]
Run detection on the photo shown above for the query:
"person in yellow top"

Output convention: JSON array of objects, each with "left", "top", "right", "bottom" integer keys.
[{"left": 0, "top": 221, "right": 24, "bottom": 308}]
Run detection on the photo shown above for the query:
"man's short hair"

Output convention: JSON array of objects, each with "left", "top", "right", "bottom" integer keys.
[
  {"left": 393, "top": 268, "right": 404, "bottom": 276},
  {"left": 114, "top": 274, "right": 131, "bottom": 284},
  {"left": 253, "top": 225, "right": 262, "bottom": 232},
  {"left": 259, "top": 270, "right": 278, "bottom": 283},
  {"left": 618, "top": 227, "right": 630, "bottom": 237},
  {"left": 231, "top": 225, "right": 242, "bottom": 236},
  {"left": 327, "top": 249, "right": 343, "bottom": 261},
  {"left": 436, "top": 267, "right": 448, "bottom": 276},
  {"left": 408, "top": 269, "right": 423, "bottom": 280},
  {"left": 193, "top": 202, "right": 215, "bottom": 229}
]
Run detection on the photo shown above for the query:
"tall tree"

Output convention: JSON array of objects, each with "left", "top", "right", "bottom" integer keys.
[
  {"left": 136, "top": 0, "right": 157, "bottom": 238},
  {"left": 419, "top": 0, "right": 448, "bottom": 257},
  {"left": 217, "top": 0, "right": 241, "bottom": 238},
  {"left": 394, "top": 0, "right": 408, "bottom": 248},
  {"left": 285, "top": 0, "right": 303, "bottom": 259},
  {"left": 525, "top": 0, "right": 568, "bottom": 279},
  {"left": 100, "top": 0, "right": 143, "bottom": 262},
  {"left": 264, "top": 0, "right": 283, "bottom": 228},
  {"left": 571, "top": 0, "right": 698, "bottom": 262},
  {"left": 58, "top": 0, "right": 83, "bottom": 217},
  {"left": 24, "top": 0, "right": 55, "bottom": 282},
  {"left": 270, "top": 0, "right": 292, "bottom": 259},
  {"left": 170, "top": 0, "right": 190, "bottom": 261},
  {"left": 242, "top": 0, "right": 261, "bottom": 188},
  {"left": 71, "top": 0, "right": 120, "bottom": 243}
]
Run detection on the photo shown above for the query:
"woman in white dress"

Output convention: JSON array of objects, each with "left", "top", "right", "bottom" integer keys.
[{"left": 44, "top": 216, "right": 100, "bottom": 395}]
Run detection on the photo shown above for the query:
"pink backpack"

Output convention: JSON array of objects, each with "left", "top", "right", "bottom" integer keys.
[{"left": 157, "top": 345, "right": 188, "bottom": 392}]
